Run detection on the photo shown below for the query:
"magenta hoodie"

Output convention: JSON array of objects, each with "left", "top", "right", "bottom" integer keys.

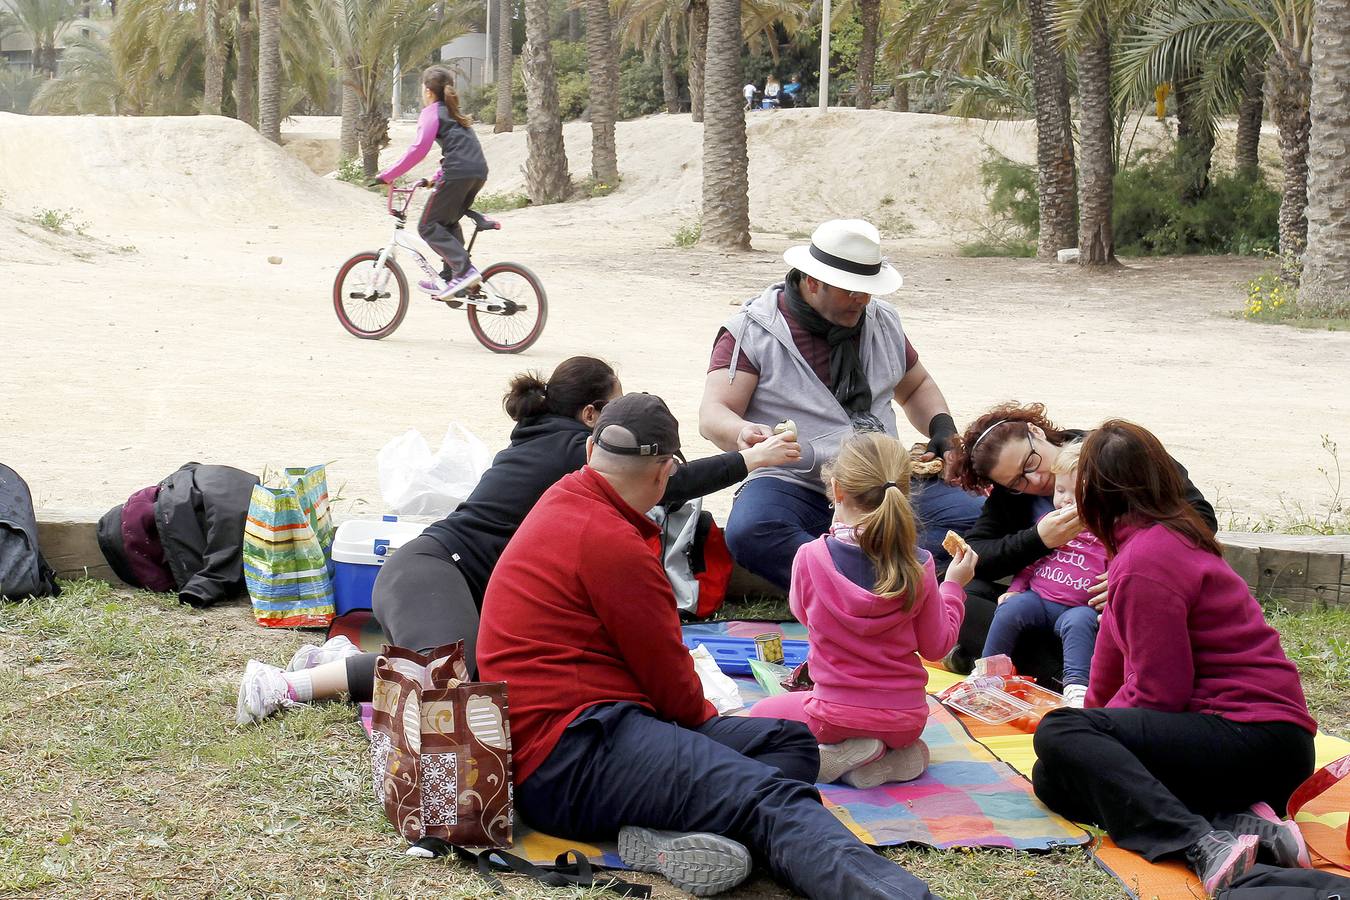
[
  {"left": 790, "top": 537, "right": 966, "bottom": 710},
  {"left": 1087, "top": 522, "right": 1316, "bottom": 734}
]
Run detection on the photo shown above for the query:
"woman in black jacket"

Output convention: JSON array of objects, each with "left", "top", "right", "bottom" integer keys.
[
  {"left": 944, "top": 402, "right": 1217, "bottom": 681},
  {"left": 236, "top": 356, "right": 800, "bottom": 723}
]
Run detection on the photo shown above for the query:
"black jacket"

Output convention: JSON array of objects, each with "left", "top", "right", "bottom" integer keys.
[
  {"left": 156, "top": 462, "right": 260, "bottom": 607},
  {"left": 966, "top": 429, "right": 1218, "bottom": 583},
  {"left": 422, "top": 415, "right": 747, "bottom": 605}
]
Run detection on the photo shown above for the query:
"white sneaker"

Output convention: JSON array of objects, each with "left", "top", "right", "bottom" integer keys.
[
  {"left": 816, "top": 737, "right": 885, "bottom": 784},
  {"left": 842, "top": 740, "right": 930, "bottom": 789},
  {"left": 1063, "top": 684, "right": 1088, "bottom": 708},
  {"left": 235, "top": 660, "right": 296, "bottom": 725},
  {"left": 286, "top": 635, "right": 360, "bottom": 672}
]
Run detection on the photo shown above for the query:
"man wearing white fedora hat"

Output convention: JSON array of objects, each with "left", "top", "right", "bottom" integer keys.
[{"left": 699, "top": 218, "right": 984, "bottom": 590}]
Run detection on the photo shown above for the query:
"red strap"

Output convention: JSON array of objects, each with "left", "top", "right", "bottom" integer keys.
[{"left": 1286, "top": 753, "right": 1350, "bottom": 852}]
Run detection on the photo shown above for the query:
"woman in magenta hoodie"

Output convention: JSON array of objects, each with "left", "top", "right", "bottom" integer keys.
[
  {"left": 1032, "top": 420, "right": 1316, "bottom": 898},
  {"left": 751, "top": 432, "right": 977, "bottom": 788}
]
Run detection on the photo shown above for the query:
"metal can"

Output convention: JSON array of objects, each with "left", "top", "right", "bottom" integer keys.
[{"left": 753, "top": 633, "right": 784, "bottom": 665}]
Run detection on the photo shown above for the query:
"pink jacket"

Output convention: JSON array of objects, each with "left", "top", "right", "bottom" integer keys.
[
  {"left": 790, "top": 537, "right": 966, "bottom": 710},
  {"left": 1087, "top": 522, "right": 1316, "bottom": 734}
]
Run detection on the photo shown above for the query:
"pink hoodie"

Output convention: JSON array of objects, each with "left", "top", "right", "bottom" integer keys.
[{"left": 791, "top": 537, "right": 966, "bottom": 712}]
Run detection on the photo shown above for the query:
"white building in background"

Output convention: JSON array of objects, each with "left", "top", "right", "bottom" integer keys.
[{"left": 394, "top": 32, "right": 489, "bottom": 119}]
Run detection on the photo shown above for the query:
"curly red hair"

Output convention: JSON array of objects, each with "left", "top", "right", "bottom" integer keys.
[{"left": 948, "top": 402, "right": 1072, "bottom": 492}]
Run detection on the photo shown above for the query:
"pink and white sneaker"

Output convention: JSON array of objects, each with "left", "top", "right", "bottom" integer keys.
[{"left": 435, "top": 266, "right": 482, "bottom": 299}]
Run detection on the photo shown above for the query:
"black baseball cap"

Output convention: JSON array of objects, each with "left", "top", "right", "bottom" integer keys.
[{"left": 593, "top": 393, "right": 684, "bottom": 460}]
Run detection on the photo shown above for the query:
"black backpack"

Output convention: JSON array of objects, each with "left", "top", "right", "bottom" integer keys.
[{"left": 0, "top": 464, "right": 60, "bottom": 600}]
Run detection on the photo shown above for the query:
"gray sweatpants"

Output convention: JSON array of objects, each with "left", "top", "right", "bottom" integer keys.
[
  {"left": 418, "top": 176, "right": 486, "bottom": 274},
  {"left": 344, "top": 533, "right": 479, "bottom": 701}
]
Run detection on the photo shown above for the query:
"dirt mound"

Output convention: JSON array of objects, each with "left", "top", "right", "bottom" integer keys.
[{"left": 0, "top": 113, "right": 370, "bottom": 234}]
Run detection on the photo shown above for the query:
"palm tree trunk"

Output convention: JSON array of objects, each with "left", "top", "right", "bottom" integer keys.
[
  {"left": 494, "top": 0, "right": 514, "bottom": 132},
  {"left": 689, "top": 0, "right": 707, "bottom": 122},
  {"left": 1300, "top": 0, "right": 1350, "bottom": 314},
  {"left": 522, "top": 0, "right": 571, "bottom": 201},
  {"left": 1270, "top": 57, "right": 1312, "bottom": 259},
  {"left": 1026, "top": 0, "right": 1077, "bottom": 258},
  {"left": 202, "top": 0, "right": 227, "bottom": 114},
  {"left": 891, "top": 81, "right": 909, "bottom": 111},
  {"left": 38, "top": 42, "right": 58, "bottom": 77},
  {"left": 1076, "top": 28, "right": 1115, "bottom": 267},
  {"left": 234, "top": 0, "right": 257, "bottom": 126},
  {"left": 660, "top": 17, "right": 680, "bottom": 114},
  {"left": 855, "top": 0, "right": 880, "bottom": 110},
  {"left": 568, "top": 7, "right": 581, "bottom": 41},
  {"left": 1173, "top": 74, "right": 1215, "bottom": 201},
  {"left": 339, "top": 73, "right": 360, "bottom": 160},
  {"left": 700, "top": 0, "right": 749, "bottom": 248},
  {"left": 584, "top": 0, "right": 619, "bottom": 183},
  {"left": 258, "top": 0, "right": 282, "bottom": 143},
  {"left": 358, "top": 103, "right": 390, "bottom": 176},
  {"left": 1235, "top": 53, "right": 1266, "bottom": 175}
]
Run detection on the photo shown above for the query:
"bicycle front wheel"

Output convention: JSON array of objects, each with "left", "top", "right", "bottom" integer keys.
[
  {"left": 466, "top": 262, "right": 548, "bottom": 353},
  {"left": 333, "top": 251, "right": 409, "bottom": 339}
]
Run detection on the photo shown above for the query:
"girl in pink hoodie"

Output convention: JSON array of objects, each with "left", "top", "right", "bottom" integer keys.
[{"left": 752, "top": 433, "right": 976, "bottom": 788}]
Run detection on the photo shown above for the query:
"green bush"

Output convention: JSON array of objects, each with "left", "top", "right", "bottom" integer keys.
[
  {"left": 618, "top": 53, "right": 666, "bottom": 119},
  {"left": 673, "top": 220, "right": 701, "bottom": 247},
  {"left": 1113, "top": 151, "right": 1279, "bottom": 256},
  {"left": 476, "top": 191, "right": 530, "bottom": 213},
  {"left": 468, "top": 44, "right": 677, "bottom": 124},
  {"left": 980, "top": 153, "right": 1041, "bottom": 239}
]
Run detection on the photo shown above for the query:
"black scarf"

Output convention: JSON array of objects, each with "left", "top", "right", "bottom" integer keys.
[{"left": 783, "top": 273, "right": 871, "bottom": 415}]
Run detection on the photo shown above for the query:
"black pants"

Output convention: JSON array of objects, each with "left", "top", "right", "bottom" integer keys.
[
  {"left": 1032, "top": 708, "right": 1315, "bottom": 861},
  {"left": 517, "top": 702, "right": 942, "bottom": 900},
  {"left": 344, "top": 534, "right": 479, "bottom": 702},
  {"left": 951, "top": 579, "right": 1064, "bottom": 684},
  {"left": 419, "top": 176, "right": 486, "bottom": 273}
]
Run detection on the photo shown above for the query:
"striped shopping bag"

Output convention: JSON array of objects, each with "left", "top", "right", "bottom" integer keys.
[{"left": 243, "top": 465, "right": 336, "bottom": 628}]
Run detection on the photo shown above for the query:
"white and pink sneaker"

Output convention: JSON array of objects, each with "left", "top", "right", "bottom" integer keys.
[
  {"left": 419, "top": 275, "right": 448, "bottom": 294},
  {"left": 435, "top": 266, "right": 482, "bottom": 299}
]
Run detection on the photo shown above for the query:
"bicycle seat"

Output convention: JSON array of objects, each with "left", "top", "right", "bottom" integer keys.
[{"left": 480, "top": 217, "right": 502, "bottom": 231}]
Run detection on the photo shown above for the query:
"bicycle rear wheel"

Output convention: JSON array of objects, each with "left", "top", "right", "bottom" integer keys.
[
  {"left": 466, "top": 262, "right": 548, "bottom": 353},
  {"left": 334, "top": 251, "right": 409, "bottom": 339}
]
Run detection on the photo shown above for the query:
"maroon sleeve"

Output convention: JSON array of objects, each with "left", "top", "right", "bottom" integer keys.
[
  {"left": 708, "top": 328, "right": 760, "bottom": 375},
  {"left": 905, "top": 335, "right": 919, "bottom": 370}
]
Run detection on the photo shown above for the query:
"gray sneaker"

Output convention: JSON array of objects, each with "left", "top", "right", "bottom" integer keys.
[{"left": 617, "top": 826, "right": 751, "bottom": 897}]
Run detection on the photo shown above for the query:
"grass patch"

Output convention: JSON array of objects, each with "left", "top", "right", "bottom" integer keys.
[
  {"left": 579, "top": 177, "right": 618, "bottom": 199},
  {"left": 1221, "top": 435, "right": 1347, "bottom": 535},
  {"left": 958, "top": 238, "right": 1037, "bottom": 258},
  {"left": 4, "top": 580, "right": 1347, "bottom": 898},
  {"left": 32, "top": 207, "right": 89, "bottom": 235},
  {"left": 475, "top": 191, "right": 530, "bottom": 214},
  {"left": 334, "top": 156, "right": 367, "bottom": 186},
  {"left": 673, "top": 220, "right": 702, "bottom": 248}
]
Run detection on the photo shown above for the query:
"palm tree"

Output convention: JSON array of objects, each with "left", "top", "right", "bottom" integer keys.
[
  {"left": 314, "top": 0, "right": 469, "bottom": 175},
  {"left": 1299, "top": 0, "right": 1349, "bottom": 313},
  {"left": 701, "top": 0, "right": 749, "bottom": 248},
  {"left": 658, "top": 17, "right": 679, "bottom": 111},
  {"left": 520, "top": 0, "right": 570, "bottom": 200},
  {"left": 1026, "top": 0, "right": 1077, "bottom": 257},
  {"left": 258, "top": 0, "right": 282, "bottom": 142},
  {"left": 689, "top": 0, "right": 707, "bottom": 119},
  {"left": 584, "top": 0, "right": 619, "bottom": 183},
  {"left": 615, "top": 0, "right": 683, "bottom": 111},
  {"left": 29, "top": 30, "right": 121, "bottom": 110},
  {"left": 1119, "top": 0, "right": 1316, "bottom": 257},
  {"left": 494, "top": 0, "right": 513, "bottom": 131},
  {"left": 200, "top": 0, "right": 226, "bottom": 114},
  {"left": 234, "top": 0, "right": 257, "bottom": 125},
  {"left": 1234, "top": 51, "right": 1267, "bottom": 174},
  {"left": 2, "top": 0, "right": 77, "bottom": 77}
]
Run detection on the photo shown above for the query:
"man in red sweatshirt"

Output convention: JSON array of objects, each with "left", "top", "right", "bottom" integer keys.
[{"left": 477, "top": 393, "right": 941, "bottom": 899}]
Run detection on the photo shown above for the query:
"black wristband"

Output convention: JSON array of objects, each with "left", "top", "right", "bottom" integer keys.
[{"left": 927, "top": 413, "right": 958, "bottom": 441}]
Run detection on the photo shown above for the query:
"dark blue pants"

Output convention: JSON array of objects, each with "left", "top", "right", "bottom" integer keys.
[
  {"left": 725, "top": 476, "right": 985, "bottom": 590},
  {"left": 981, "top": 590, "right": 1099, "bottom": 686},
  {"left": 517, "top": 702, "right": 941, "bottom": 900}
]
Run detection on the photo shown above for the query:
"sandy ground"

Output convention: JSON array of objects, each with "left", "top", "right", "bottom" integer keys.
[{"left": 0, "top": 110, "right": 1345, "bottom": 527}]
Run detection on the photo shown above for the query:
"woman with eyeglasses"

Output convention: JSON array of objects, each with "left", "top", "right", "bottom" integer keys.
[
  {"left": 943, "top": 402, "right": 1216, "bottom": 682},
  {"left": 236, "top": 356, "right": 801, "bottom": 723}
]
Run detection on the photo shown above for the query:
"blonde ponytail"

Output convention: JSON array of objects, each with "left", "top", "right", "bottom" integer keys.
[{"left": 825, "top": 433, "right": 926, "bottom": 610}]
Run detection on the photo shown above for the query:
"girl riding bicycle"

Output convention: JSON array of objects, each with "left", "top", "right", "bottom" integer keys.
[{"left": 377, "top": 64, "right": 488, "bottom": 299}]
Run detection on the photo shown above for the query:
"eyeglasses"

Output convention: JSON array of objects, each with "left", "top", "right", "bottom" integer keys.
[{"left": 1005, "top": 430, "right": 1042, "bottom": 495}]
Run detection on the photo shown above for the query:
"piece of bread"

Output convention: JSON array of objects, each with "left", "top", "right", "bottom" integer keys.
[
  {"left": 911, "top": 458, "right": 944, "bottom": 476},
  {"left": 942, "top": 530, "right": 969, "bottom": 557},
  {"left": 773, "top": 419, "right": 798, "bottom": 436}
]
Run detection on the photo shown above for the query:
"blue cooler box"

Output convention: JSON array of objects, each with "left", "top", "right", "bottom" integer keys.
[{"left": 331, "top": 516, "right": 430, "bottom": 615}]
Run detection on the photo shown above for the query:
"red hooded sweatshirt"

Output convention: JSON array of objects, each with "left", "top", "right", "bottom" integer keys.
[
  {"left": 477, "top": 466, "right": 717, "bottom": 784},
  {"left": 1087, "top": 521, "right": 1316, "bottom": 734}
]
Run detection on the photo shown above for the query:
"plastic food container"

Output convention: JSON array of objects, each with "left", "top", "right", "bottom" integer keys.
[
  {"left": 331, "top": 515, "right": 429, "bottom": 614},
  {"left": 940, "top": 676, "right": 1067, "bottom": 731}
]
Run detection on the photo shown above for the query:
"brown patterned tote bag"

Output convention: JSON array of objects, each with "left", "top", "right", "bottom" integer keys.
[{"left": 370, "top": 642, "right": 513, "bottom": 849}]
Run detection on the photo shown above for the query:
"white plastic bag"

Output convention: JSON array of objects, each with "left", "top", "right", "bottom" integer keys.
[
  {"left": 376, "top": 424, "right": 492, "bottom": 516},
  {"left": 691, "top": 644, "right": 743, "bottom": 714}
]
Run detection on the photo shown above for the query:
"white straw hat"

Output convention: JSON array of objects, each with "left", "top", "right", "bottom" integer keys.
[{"left": 783, "top": 219, "right": 903, "bottom": 296}]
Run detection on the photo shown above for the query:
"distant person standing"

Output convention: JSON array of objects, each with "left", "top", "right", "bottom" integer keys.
[
  {"left": 782, "top": 76, "right": 802, "bottom": 108},
  {"left": 744, "top": 82, "right": 757, "bottom": 111},
  {"left": 764, "top": 76, "right": 782, "bottom": 109},
  {"left": 376, "top": 64, "right": 488, "bottom": 300}
]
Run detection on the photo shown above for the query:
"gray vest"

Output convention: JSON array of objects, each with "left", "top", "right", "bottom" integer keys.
[{"left": 721, "top": 284, "right": 909, "bottom": 494}]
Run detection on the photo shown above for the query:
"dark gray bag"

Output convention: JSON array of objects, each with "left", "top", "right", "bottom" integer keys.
[{"left": 0, "top": 464, "right": 59, "bottom": 600}]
